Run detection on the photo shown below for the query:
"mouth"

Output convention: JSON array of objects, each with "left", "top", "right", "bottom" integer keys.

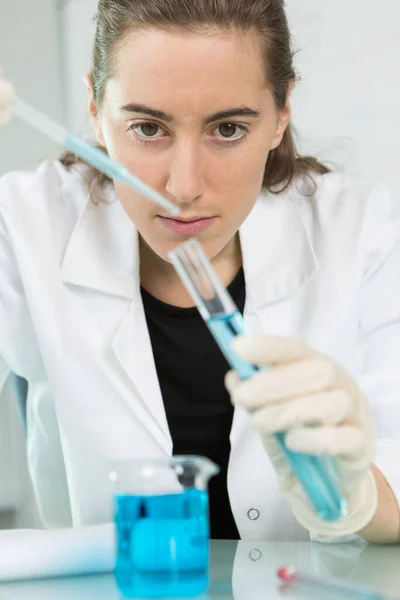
[{"left": 157, "top": 215, "right": 216, "bottom": 235}]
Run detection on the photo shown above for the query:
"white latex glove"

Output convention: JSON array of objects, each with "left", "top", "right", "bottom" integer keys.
[
  {"left": 225, "top": 335, "right": 378, "bottom": 537},
  {"left": 0, "top": 70, "right": 15, "bottom": 126}
]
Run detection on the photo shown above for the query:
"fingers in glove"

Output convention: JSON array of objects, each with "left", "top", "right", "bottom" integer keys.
[
  {"left": 225, "top": 370, "right": 241, "bottom": 394},
  {"left": 227, "top": 356, "right": 340, "bottom": 410},
  {"left": 285, "top": 425, "right": 367, "bottom": 456},
  {"left": 0, "top": 108, "right": 12, "bottom": 126},
  {"left": 249, "top": 389, "right": 353, "bottom": 434},
  {"left": 232, "top": 334, "right": 315, "bottom": 365},
  {"left": 0, "top": 79, "right": 15, "bottom": 108},
  {"left": 0, "top": 79, "right": 15, "bottom": 126}
]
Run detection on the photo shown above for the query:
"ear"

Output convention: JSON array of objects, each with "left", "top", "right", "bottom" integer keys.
[
  {"left": 270, "top": 79, "right": 296, "bottom": 151},
  {"left": 84, "top": 73, "right": 106, "bottom": 146}
]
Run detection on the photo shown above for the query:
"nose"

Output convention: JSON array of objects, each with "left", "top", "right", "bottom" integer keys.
[{"left": 166, "top": 140, "right": 205, "bottom": 205}]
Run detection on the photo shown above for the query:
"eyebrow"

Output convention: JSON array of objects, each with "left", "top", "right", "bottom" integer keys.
[{"left": 120, "top": 103, "right": 261, "bottom": 124}]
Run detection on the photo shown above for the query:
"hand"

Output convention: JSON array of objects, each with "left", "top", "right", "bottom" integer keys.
[
  {"left": 0, "top": 70, "right": 15, "bottom": 126},
  {"left": 225, "top": 335, "right": 378, "bottom": 536}
]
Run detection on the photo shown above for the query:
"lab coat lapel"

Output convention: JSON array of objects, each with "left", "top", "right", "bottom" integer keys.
[
  {"left": 61, "top": 185, "right": 136, "bottom": 300},
  {"left": 110, "top": 283, "right": 172, "bottom": 454},
  {"left": 61, "top": 187, "right": 172, "bottom": 453},
  {"left": 230, "top": 189, "right": 320, "bottom": 448}
]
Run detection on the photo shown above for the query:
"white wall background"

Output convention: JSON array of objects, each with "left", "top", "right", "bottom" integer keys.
[
  {"left": 0, "top": 0, "right": 64, "bottom": 175},
  {"left": 286, "top": 0, "right": 400, "bottom": 202},
  {"left": 60, "top": 0, "right": 97, "bottom": 137},
  {"left": 62, "top": 0, "right": 400, "bottom": 202}
]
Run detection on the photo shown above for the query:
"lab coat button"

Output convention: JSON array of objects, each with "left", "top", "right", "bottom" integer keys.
[
  {"left": 247, "top": 508, "right": 260, "bottom": 520},
  {"left": 249, "top": 549, "right": 262, "bottom": 561}
]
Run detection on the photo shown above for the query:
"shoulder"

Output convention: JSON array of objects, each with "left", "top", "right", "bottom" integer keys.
[
  {"left": 0, "top": 160, "right": 118, "bottom": 268},
  {"left": 280, "top": 171, "right": 398, "bottom": 247},
  {"left": 293, "top": 171, "right": 400, "bottom": 273},
  {"left": 252, "top": 171, "right": 399, "bottom": 273},
  {"left": 0, "top": 160, "right": 92, "bottom": 220},
  {"left": 0, "top": 160, "right": 117, "bottom": 251},
  {"left": 254, "top": 171, "right": 397, "bottom": 242},
  {"left": 292, "top": 171, "right": 396, "bottom": 225}
]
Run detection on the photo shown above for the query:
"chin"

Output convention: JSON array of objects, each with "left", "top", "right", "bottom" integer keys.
[
  {"left": 143, "top": 239, "right": 182, "bottom": 264},
  {"left": 140, "top": 229, "right": 231, "bottom": 265}
]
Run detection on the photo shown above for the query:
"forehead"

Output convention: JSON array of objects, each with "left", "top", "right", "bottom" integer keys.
[{"left": 107, "top": 28, "right": 268, "bottom": 115}]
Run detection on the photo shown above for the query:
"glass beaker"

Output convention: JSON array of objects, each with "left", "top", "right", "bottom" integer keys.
[{"left": 110, "top": 455, "right": 219, "bottom": 598}]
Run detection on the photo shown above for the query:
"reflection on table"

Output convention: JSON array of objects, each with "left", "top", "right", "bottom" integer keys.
[{"left": 1, "top": 540, "right": 400, "bottom": 600}]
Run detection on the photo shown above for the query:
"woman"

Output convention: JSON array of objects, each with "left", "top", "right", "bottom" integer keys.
[{"left": 0, "top": 0, "right": 399, "bottom": 543}]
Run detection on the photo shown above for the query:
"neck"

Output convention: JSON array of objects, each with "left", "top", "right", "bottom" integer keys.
[{"left": 140, "top": 234, "right": 242, "bottom": 307}]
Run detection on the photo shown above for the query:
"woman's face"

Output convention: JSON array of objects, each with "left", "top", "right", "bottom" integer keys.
[{"left": 89, "top": 28, "right": 292, "bottom": 263}]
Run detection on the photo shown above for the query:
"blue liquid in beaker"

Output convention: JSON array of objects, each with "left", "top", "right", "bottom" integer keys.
[{"left": 114, "top": 489, "right": 209, "bottom": 598}]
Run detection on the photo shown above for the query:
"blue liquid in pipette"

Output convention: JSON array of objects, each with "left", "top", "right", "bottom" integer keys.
[
  {"left": 114, "top": 489, "right": 209, "bottom": 598},
  {"left": 207, "top": 312, "right": 347, "bottom": 522}
]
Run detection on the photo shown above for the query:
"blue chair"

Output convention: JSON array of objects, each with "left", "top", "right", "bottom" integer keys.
[{"left": 11, "top": 374, "right": 28, "bottom": 430}]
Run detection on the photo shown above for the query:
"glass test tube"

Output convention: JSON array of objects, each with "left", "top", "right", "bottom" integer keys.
[{"left": 169, "top": 238, "right": 348, "bottom": 522}]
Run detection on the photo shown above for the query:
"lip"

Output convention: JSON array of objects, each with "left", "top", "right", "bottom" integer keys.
[{"left": 157, "top": 216, "right": 216, "bottom": 235}]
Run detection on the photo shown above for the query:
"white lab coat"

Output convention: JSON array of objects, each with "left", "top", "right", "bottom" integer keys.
[{"left": 1, "top": 160, "right": 400, "bottom": 541}]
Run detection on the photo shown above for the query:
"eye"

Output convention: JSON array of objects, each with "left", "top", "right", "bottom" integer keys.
[
  {"left": 129, "top": 122, "right": 167, "bottom": 140},
  {"left": 214, "top": 123, "right": 247, "bottom": 141}
]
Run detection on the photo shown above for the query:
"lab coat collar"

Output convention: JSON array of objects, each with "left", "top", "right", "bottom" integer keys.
[
  {"left": 61, "top": 183, "right": 137, "bottom": 300},
  {"left": 61, "top": 184, "right": 173, "bottom": 451},
  {"left": 239, "top": 188, "right": 319, "bottom": 311}
]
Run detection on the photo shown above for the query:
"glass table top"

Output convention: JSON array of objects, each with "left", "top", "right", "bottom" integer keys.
[{"left": 1, "top": 540, "right": 400, "bottom": 600}]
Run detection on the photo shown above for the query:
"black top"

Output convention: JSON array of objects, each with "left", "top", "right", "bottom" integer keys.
[{"left": 141, "top": 268, "right": 245, "bottom": 539}]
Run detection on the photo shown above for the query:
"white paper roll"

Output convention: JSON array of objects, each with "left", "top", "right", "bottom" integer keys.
[{"left": 0, "top": 523, "right": 115, "bottom": 581}]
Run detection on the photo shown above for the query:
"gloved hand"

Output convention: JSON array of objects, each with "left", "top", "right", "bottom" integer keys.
[
  {"left": 225, "top": 334, "right": 378, "bottom": 537},
  {"left": 0, "top": 70, "right": 15, "bottom": 126}
]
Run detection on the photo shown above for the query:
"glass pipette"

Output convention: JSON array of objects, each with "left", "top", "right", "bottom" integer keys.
[{"left": 12, "top": 97, "right": 179, "bottom": 216}]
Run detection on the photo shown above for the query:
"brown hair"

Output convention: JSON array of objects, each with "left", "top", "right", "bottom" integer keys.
[{"left": 61, "top": 0, "right": 330, "bottom": 195}]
